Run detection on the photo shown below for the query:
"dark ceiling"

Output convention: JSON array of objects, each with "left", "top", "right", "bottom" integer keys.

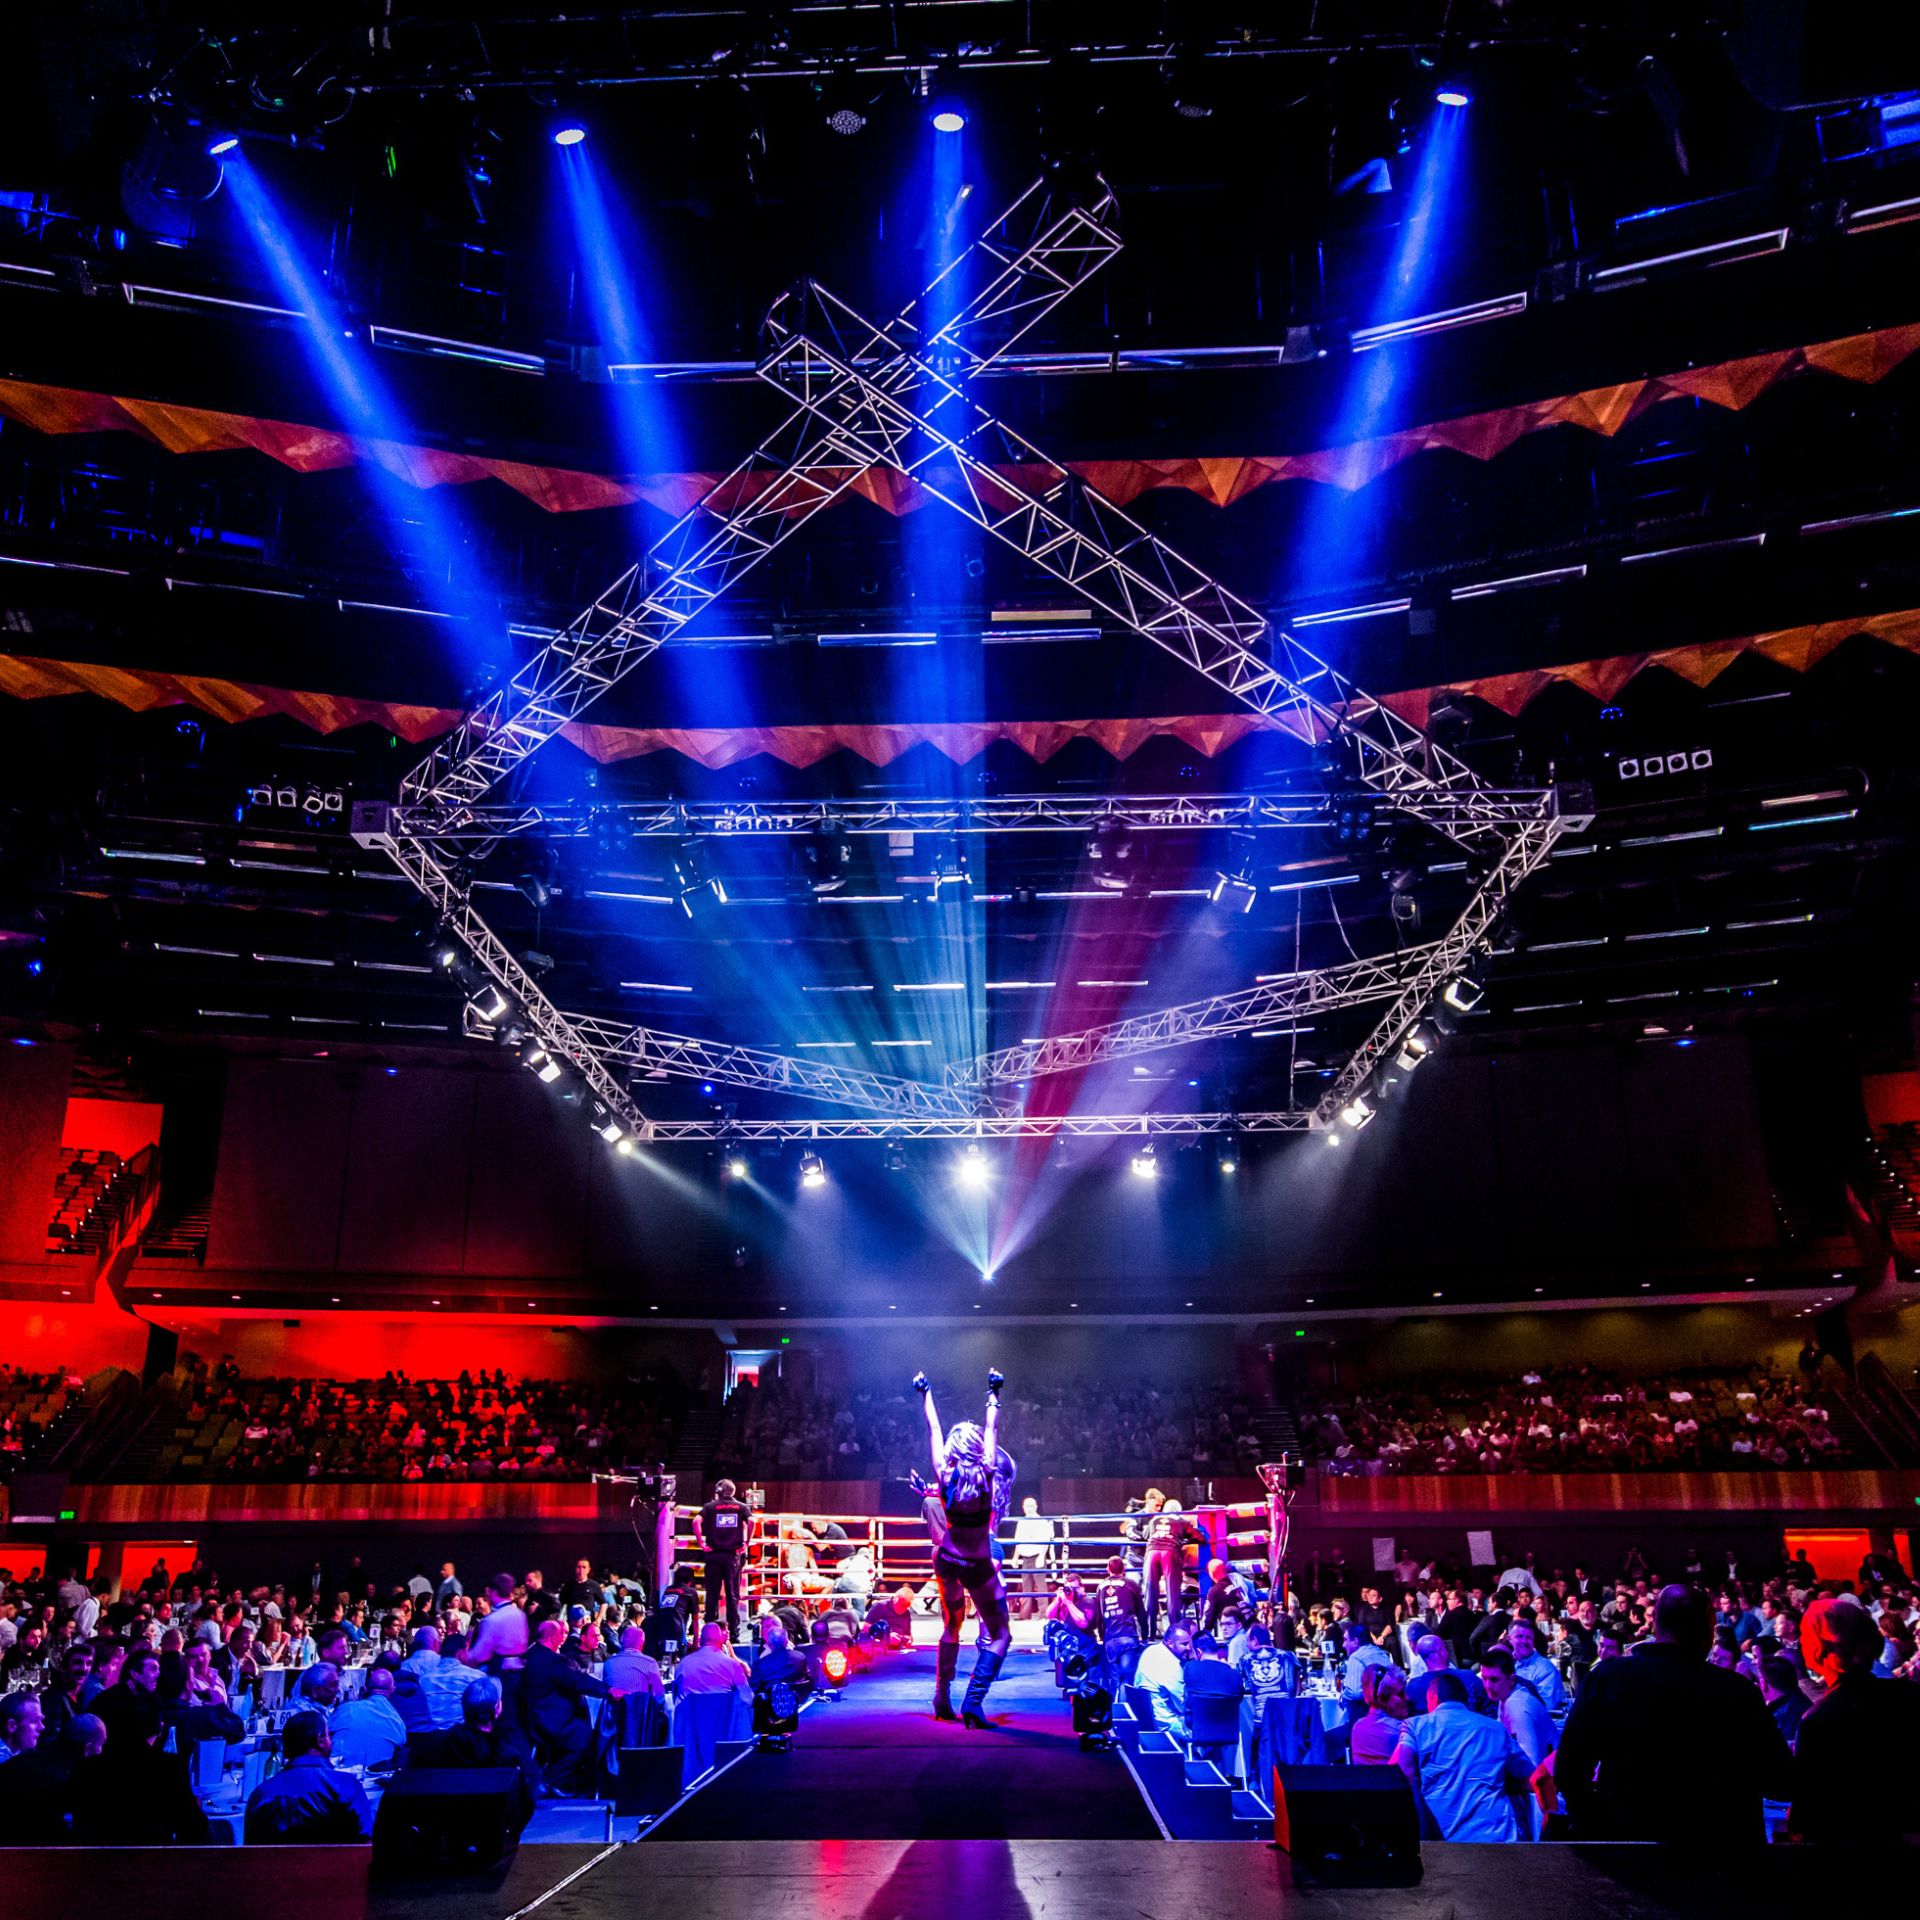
[{"left": 0, "top": 4, "right": 1918, "bottom": 1171}]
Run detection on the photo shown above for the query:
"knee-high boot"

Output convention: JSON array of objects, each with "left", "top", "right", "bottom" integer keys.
[
  {"left": 934, "top": 1639, "right": 960, "bottom": 1720},
  {"left": 961, "top": 1646, "right": 1005, "bottom": 1727}
]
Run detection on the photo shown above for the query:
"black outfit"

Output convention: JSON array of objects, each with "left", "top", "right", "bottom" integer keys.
[
  {"left": 73, "top": 1741, "right": 212, "bottom": 1845},
  {"left": 562, "top": 1578, "right": 605, "bottom": 1613},
  {"left": 0, "top": 1746, "right": 82, "bottom": 1844},
  {"left": 410, "top": 1723, "right": 538, "bottom": 1836},
  {"left": 699, "top": 1498, "right": 750, "bottom": 1637},
  {"left": 1554, "top": 1640, "right": 1793, "bottom": 1845},
  {"left": 1437, "top": 1604, "right": 1477, "bottom": 1665},
  {"left": 1097, "top": 1576, "right": 1147, "bottom": 1683},
  {"left": 1467, "top": 1608, "right": 1512, "bottom": 1661},
  {"left": 1769, "top": 1689, "right": 1808, "bottom": 1749},
  {"left": 1791, "top": 1674, "right": 1920, "bottom": 1846},
  {"left": 522, "top": 1641, "right": 611, "bottom": 1792}
]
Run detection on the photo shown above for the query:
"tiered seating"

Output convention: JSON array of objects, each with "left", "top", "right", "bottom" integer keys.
[
  {"left": 98, "top": 1366, "right": 680, "bottom": 1483},
  {"left": 0, "top": 1365, "right": 77, "bottom": 1470},
  {"left": 45, "top": 1147, "right": 125, "bottom": 1254},
  {"left": 1864, "top": 1122, "right": 1920, "bottom": 1234},
  {"left": 1301, "top": 1363, "right": 1860, "bottom": 1474}
]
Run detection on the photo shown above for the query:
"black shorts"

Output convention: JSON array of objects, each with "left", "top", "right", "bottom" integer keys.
[{"left": 934, "top": 1552, "right": 1006, "bottom": 1609}]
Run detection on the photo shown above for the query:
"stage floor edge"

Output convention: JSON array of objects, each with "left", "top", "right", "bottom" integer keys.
[{"left": 0, "top": 1838, "right": 1898, "bottom": 1920}]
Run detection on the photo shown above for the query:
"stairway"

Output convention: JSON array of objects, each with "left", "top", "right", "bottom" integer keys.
[
  {"left": 1114, "top": 1698, "right": 1270, "bottom": 1839},
  {"left": 667, "top": 1407, "right": 725, "bottom": 1491},
  {"left": 139, "top": 1196, "right": 212, "bottom": 1263},
  {"left": 1252, "top": 1404, "right": 1301, "bottom": 1463}
]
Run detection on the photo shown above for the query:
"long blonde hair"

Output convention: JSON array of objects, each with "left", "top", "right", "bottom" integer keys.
[{"left": 941, "top": 1420, "right": 1016, "bottom": 1518}]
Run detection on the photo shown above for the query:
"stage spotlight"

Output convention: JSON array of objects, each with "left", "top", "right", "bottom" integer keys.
[
  {"left": 1435, "top": 87, "right": 1472, "bottom": 108},
  {"left": 589, "top": 1101, "right": 625, "bottom": 1145},
  {"left": 1086, "top": 817, "right": 1138, "bottom": 893},
  {"left": 1443, "top": 970, "right": 1485, "bottom": 1013},
  {"left": 954, "top": 1143, "right": 990, "bottom": 1192},
  {"left": 1390, "top": 881, "right": 1421, "bottom": 936},
  {"left": 206, "top": 133, "right": 240, "bottom": 157},
  {"left": 930, "top": 844, "right": 972, "bottom": 901},
  {"left": 523, "top": 1044, "right": 564, "bottom": 1084},
  {"left": 1396, "top": 1029, "right": 1433, "bottom": 1072},
  {"left": 554, "top": 125, "right": 588, "bottom": 147},
  {"left": 800, "top": 821, "right": 855, "bottom": 895},
  {"left": 672, "top": 840, "right": 727, "bottom": 917},
  {"left": 726, "top": 1151, "right": 750, "bottom": 1181},
  {"left": 883, "top": 1139, "right": 909, "bottom": 1174},
  {"left": 1130, "top": 1143, "right": 1159, "bottom": 1180},
  {"left": 1339, "top": 1094, "right": 1377, "bottom": 1131},
  {"left": 1209, "top": 869, "right": 1258, "bottom": 914},
  {"left": 614, "top": 1135, "right": 638, "bottom": 1156},
  {"left": 799, "top": 1151, "right": 827, "bottom": 1190},
  {"left": 1216, "top": 1138, "right": 1240, "bottom": 1176},
  {"left": 930, "top": 100, "right": 966, "bottom": 134},
  {"left": 468, "top": 984, "right": 511, "bottom": 1025},
  {"left": 1324, "top": 1129, "right": 1342, "bottom": 1147},
  {"left": 820, "top": 68, "right": 872, "bottom": 136}
]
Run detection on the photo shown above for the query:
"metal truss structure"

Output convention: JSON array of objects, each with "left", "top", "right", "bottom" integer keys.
[
  {"left": 633, "top": 1112, "right": 1311, "bottom": 1144},
  {"left": 373, "top": 168, "right": 1580, "bottom": 1147},
  {"left": 947, "top": 943, "right": 1444, "bottom": 1093},
  {"left": 464, "top": 1003, "right": 981, "bottom": 1123},
  {"left": 377, "top": 788, "right": 1554, "bottom": 845}
]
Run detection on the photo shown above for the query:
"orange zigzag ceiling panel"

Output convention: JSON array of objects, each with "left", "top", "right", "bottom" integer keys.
[
  {"left": 3, "top": 321, "right": 1918, "bottom": 519},
  {"left": 4, "top": 609, "right": 1920, "bottom": 765}
]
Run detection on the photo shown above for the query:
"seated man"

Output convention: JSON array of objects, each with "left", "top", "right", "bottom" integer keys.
[
  {"left": 329, "top": 1664, "right": 409, "bottom": 1770},
  {"left": 523, "top": 1616, "right": 613, "bottom": 1794},
  {"left": 0, "top": 1713, "right": 105, "bottom": 1844},
  {"left": 72, "top": 1700, "right": 211, "bottom": 1846},
  {"left": 1133, "top": 1623, "right": 1194, "bottom": 1740},
  {"left": 676, "top": 1623, "right": 754, "bottom": 1704},
  {"left": 1405, "top": 1631, "right": 1490, "bottom": 1715},
  {"left": 244, "top": 1710, "right": 373, "bottom": 1844},
  {"left": 750, "top": 1617, "right": 812, "bottom": 1693},
  {"left": 603, "top": 1624, "right": 667, "bottom": 1704},
  {"left": 865, "top": 1591, "right": 915, "bottom": 1647},
  {"left": 409, "top": 1677, "right": 536, "bottom": 1838}
]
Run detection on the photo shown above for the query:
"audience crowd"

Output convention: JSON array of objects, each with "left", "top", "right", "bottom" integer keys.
[
  {"left": 711, "top": 1372, "right": 1262, "bottom": 1482},
  {"left": 1302, "top": 1364, "right": 1855, "bottom": 1475},
  {"left": 121, "top": 1357, "right": 683, "bottom": 1483}
]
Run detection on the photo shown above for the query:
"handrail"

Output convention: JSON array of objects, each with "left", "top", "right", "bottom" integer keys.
[{"left": 1857, "top": 1353, "right": 1920, "bottom": 1464}]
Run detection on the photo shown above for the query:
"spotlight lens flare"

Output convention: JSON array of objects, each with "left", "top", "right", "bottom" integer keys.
[
  {"left": 553, "top": 125, "right": 588, "bottom": 147},
  {"left": 954, "top": 1144, "right": 990, "bottom": 1191}
]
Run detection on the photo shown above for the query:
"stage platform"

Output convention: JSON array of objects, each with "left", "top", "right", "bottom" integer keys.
[{"left": 4, "top": 1839, "right": 1898, "bottom": 1920}]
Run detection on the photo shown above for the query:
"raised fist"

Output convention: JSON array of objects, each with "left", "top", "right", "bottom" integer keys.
[
  {"left": 912, "top": 1371, "right": 931, "bottom": 1396},
  {"left": 986, "top": 1368, "right": 1005, "bottom": 1394}
]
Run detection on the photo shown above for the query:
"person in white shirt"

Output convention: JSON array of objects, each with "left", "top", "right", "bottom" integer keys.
[
  {"left": 462, "top": 1573, "right": 530, "bottom": 1671},
  {"left": 602, "top": 1625, "right": 667, "bottom": 1704},
  {"left": 1392, "top": 1670, "right": 1532, "bottom": 1842},
  {"left": 1009, "top": 1498, "right": 1055, "bottom": 1619},
  {"left": 1133, "top": 1623, "right": 1193, "bottom": 1739},
  {"left": 1496, "top": 1559, "right": 1544, "bottom": 1601},
  {"left": 1505, "top": 1619, "right": 1568, "bottom": 1713},
  {"left": 401, "top": 1627, "right": 475, "bottom": 1729},
  {"left": 327, "top": 1665, "right": 408, "bottom": 1769}
]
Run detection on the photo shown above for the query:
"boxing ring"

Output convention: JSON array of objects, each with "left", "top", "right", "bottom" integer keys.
[{"left": 640, "top": 1461, "right": 1301, "bottom": 1623}]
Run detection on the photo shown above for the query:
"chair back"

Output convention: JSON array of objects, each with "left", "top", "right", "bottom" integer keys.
[
  {"left": 672, "top": 1688, "right": 750, "bottom": 1785},
  {"left": 1189, "top": 1689, "right": 1242, "bottom": 1750}
]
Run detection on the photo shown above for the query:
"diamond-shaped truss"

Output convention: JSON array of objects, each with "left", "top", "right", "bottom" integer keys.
[{"left": 372, "top": 171, "right": 1578, "bottom": 1144}]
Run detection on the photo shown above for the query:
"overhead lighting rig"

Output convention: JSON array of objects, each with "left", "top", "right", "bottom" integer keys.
[{"left": 365, "top": 169, "right": 1580, "bottom": 1159}]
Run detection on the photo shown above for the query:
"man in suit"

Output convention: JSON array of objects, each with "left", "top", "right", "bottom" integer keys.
[{"left": 523, "top": 1617, "right": 613, "bottom": 1793}]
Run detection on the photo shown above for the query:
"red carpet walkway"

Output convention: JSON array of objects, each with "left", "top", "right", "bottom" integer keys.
[{"left": 646, "top": 1643, "right": 1158, "bottom": 1842}]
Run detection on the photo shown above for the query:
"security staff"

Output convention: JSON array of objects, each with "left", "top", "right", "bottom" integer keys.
[{"left": 697, "top": 1478, "right": 751, "bottom": 1639}]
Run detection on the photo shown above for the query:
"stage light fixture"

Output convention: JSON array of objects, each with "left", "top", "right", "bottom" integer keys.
[
  {"left": 468, "top": 984, "right": 511, "bottom": 1025},
  {"left": 799, "top": 1151, "right": 827, "bottom": 1190},
  {"left": 1216, "top": 1137, "right": 1240, "bottom": 1175},
  {"left": 523, "top": 1043, "right": 564, "bottom": 1084},
  {"left": 1324, "top": 1128, "right": 1342, "bottom": 1147},
  {"left": 207, "top": 134, "right": 240, "bottom": 157},
  {"left": 1339, "top": 1094, "right": 1377, "bottom": 1131},
  {"left": 672, "top": 840, "right": 728, "bottom": 917},
  {"left": 1209, "top": 869, "right": 1258, "bottom": 914},
  {"left": 726, "top": 1151, "right": 750, "bottom": 1180},
  {"left": 1443, "top": 970, "right": 1485, "bottom": 1012},
  {"left": 1396, "top": 1029, "right": 1433, "bottom": 1071},
  {"left": 614, "top": 1135, "right": 638, "bottom": 1156},
  {"left": 931, "top": 101, "right": 966, "bottom": 133},
  {"left": 1130, "top": 1143, "right": 1159, "bottom": 1180},
  {"left": 800, "top": 821, "right": 855, "bottom": 895},
  {"left": 1086, "top": 817, "right": 1138, "bottom": 892},
  {"left": 1435, "top": 87, "right": 1472, "bottom": 108},
  {"left": 587, "top": 1100, "right": 625, "bottom": 1145},
  {"left": 884, "top": 1139, "right": 909, "bottom": 1174},
  {"left": 820, "top": 69, "right": 872, "bottom": 136},
  {"left": 553, "top": 125, "right": 588, "bottom": 147},
  {"left": 954, "top": 1143, "right": 990, "bottom": 1191}
]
